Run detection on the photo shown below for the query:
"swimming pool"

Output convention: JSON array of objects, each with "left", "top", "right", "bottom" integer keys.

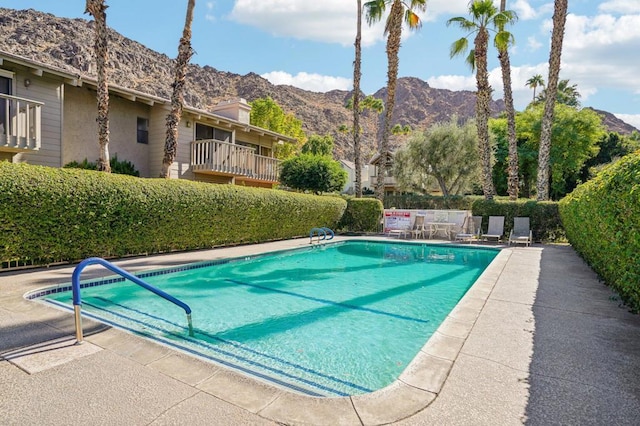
[{"left": 33, "top": 240, "right": 498, "bottom": 397}]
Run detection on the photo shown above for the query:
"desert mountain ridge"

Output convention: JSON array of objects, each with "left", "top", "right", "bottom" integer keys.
[{"left": 0, "top": 7, "right": 637, "bottom": 159}]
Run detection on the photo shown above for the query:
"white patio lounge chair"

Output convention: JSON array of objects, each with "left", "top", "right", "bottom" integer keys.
[
  {"left": 455, "top": 215, "right": 482, "bottom": 243},
  {"left": 509, "top": 217, "right": 533, "bottom": 246},
  {"left": 482, "top": 216, "right": 505, "bottom": 242}
]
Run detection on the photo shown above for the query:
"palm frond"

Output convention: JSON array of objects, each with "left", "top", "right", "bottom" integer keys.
[
  {"left": 449, "top": 37, "right": 469, "bottom": 58},
  {"left": 405, "top": 10, "right": 422, "bottom": 29},
  {"left": 466, "top": 49, "right": 476, "bottom": 71},
  {"left": 364, "top": 0, "right": 386, "bottom": 25}
]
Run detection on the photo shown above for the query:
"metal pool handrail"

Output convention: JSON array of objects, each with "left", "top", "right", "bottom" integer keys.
[
  {"left": 71, "top": 257, "right": 194, "bottom": 344},
  {"left": 309, "top": 227, "right": 334, "bottom": 244}
]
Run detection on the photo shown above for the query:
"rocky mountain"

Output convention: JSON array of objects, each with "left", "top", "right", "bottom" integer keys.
[{"left": 1, "top": 8, "right": 636, "bottom": 159}]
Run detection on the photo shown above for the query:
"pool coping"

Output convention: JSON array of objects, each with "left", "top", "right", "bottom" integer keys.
[{"left": 11, "top": 236, "right": 512, "bottom": 425}]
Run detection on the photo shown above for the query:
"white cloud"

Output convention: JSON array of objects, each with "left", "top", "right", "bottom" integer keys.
[
  {"left": 560, "top": 13, "right": 640, "bottom": 96},
  {"left": 229, "top": 0, "right": 383, "bottom": 46},
  {"left": 426, "top": 64, "right": 553, "bottom": 111},
  {"left": 426, "top": 74, "right": 476, "bottom": 92},
  {"left": 205, "top": 1, "right": 216, "bottom": 22},
  {"left": 527, "top": 36, "right": 542, "bottom": 51},
  {"left": 511, "top": 0, "right": 540, "bottom": 20},
  {"left": 229, "top": 0, "right": 471, "bottom": 47},
  {"left": 613, "top": 114, "right": 640, "bottom": 129},
  {"left": 599, "top": 0, "right": 640, "bottom": 14},
  {"left": 261, "top": 71, "right": 351, "bottom": 92}
]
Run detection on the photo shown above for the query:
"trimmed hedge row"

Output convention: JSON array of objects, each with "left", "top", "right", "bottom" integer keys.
[
  {"left": 471, "top": 199, "right": 565, "bottom": 243},
  {"left": 384, "top": 194, "right": 479, "bottom": 210},
  {"left": 559, "top": 151, "right": 640, "bottom": 312},
  {"left": 384, "top": 193, "right": 564, "bottom": 242},
  {"left": 0, "top": 162, "right": 346, "bottom": 266},
  {"left": 337, "top": 197, "right": 384, "bottom": 233}
]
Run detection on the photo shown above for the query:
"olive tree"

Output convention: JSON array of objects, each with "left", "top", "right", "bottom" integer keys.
[{"left": 393, "top": 117, "right": 480, "bottom": 196}]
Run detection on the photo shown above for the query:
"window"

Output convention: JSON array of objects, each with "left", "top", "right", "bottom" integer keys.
[
  {"left": 195, "top": 123, "right": 231, "bottom": 142},
  {"left": 137, "top": 117, "right": 149, "bottom": 144}
]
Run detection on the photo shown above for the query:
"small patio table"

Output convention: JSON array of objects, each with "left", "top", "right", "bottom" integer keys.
[{"left": 426, "top": 222, "right": 457, "bottom": 240}]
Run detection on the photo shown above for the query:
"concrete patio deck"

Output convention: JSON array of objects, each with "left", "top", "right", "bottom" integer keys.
[{"left": 1, "top": 237, "right": 639, "bottom": 425}]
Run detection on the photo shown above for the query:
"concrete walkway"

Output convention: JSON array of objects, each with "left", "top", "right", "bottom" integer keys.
[{"left": 1, "top": 238, "right": 639, "bottom": 425}]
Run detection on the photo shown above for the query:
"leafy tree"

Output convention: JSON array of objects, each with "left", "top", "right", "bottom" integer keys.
[
  {"left": 579, "top": 131, "right": 640, "bottom": 181},
  {"left": 537, "top": 0, "right": 568, "bottom": 200},
  {"left": 249, "top": 96, "right": 306, "bottom": 159},
  {"left": 279, "top": 154, "right": 347, "bottom": 194},
  {"left": 514, "top": 103, "right": 604, "bottom": 199},
  {"left": 526, "top": 74, "right": 545, "bottom": 102},
  {"left": 161, "top": 0, "right": 195, "bottom": 178},
  {"left": 489, "top": 117, "right": 540, "bottom": 198},
  {"left": 365, "top": 0, "right": 427, "bottom": 202},
  {"left": 301, "top": 134, "right": 334, "bottom": 157},
  {"left": 85, "top": 0, "right": 111, "bottom": 172},
  {"left": 448, "top": 0, "right": 517, "bottom": 200},
  {"left": 393, "top": 117, "right": 479, "bottom": 196}
]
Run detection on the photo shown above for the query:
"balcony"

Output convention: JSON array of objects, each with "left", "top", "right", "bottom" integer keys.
[
  {"left": 370, "top": 175, "right": 397, "bottom": 187},
  {"left": 0, "top": 93, "right": 43, "bottom": 152},
  {"left": 191, "top": 139, "right": 280, "bottom": 183}
]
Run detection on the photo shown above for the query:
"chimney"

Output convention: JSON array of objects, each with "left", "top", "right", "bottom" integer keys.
[{"left": 212, "top": 98, "right": 252, "bottom": 124}]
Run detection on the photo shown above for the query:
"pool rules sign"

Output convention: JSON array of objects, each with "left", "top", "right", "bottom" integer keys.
[{"left": 383, "top": 210, "right": 411, "bottom": 233}]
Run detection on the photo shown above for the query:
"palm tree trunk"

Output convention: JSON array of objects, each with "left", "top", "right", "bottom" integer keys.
[
  {"left": 499, "top": 0, "right": 518, "bottom": 200},
  {"left": 475, "top": 27, "right": 495, "bottom": 200},
  {"left": 85, "top": 0, "right": 111, "bottom": 173},
  {"left": 353, "top": 0, "right": 363, "bottom": 198},
  {"left": 537, "top": 0, "right": 568, "bottom": 200},
  {"left": 161, "top": 0, "right": 195, "bottom": 178},
  {"left": 376, "top": 0, "right": 403, "bottom": 202}
]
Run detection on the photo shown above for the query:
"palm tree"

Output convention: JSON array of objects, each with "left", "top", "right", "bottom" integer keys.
[
  {"left": 537, "top": 0, "right": 568, "bottom": 201},
  {"left": 365, "top": 0, "right": 427, "bottom": 202},
  {"left": 537, "top": 79, "right": 581, "bottom": 108},
  {"left": 497, "top": 0, "right": 519, "bottom": 200},
  {"left": 353, "top": 0, "right": 363, "bottom": 197},
  {"left": 448, "top": 0, "right": 516, "bottom": 200},
  {"left": 161, "top": 0, "right": 196, "bottom": 178},
  {"left": 85, "top": 0, "right": 111, "bottom": 172},
  {"left": 526, "top": 74, "right": 545, "bottom": 102}
]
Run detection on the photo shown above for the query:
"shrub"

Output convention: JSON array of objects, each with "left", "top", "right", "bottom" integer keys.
[
  {"left": 280, "top": 154, "right": 347, "bottom": 193},
  {"left": 337, "top": 197, "right": 383, "bottom": 233},
  {"left": 64, "top": 154, "right": 140, "bottom": 176},
  {"left": 0, "top": 162, "right": 346, "bottom": 267},
  {"left": 559, "top": 151, "right": 640, "bottom": 312}
]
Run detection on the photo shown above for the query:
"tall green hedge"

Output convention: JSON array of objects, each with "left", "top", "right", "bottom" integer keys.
[
  {"left": 471, "top": 199, "right": 565, "bottom": 242},
  {"left": 0, "top": 162, "right": 346, "bottom": 267},
  {"left": 337, "top": 197, "right": 383, "bottom": 233},
  {"left": 559, "top": 151, "right": 640, "bottom": 312}
]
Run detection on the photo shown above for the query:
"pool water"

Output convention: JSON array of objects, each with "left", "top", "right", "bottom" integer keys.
[{"left": 42, "top": 241, "right": 498, "bottom": 397}]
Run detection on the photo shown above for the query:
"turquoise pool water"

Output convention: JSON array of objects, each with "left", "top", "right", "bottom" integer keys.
[{"left": 40, "top": 241, "right": 498, "bottom": 397}]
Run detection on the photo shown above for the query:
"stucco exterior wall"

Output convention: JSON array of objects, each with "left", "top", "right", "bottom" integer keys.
[
  {"left": 63, "top": 85, "right": 151, "bottom": 176},
  {"left": 148, "top": 108, "right": 195, "bottom": 179},
  {"left": 11, "top": 72, "right": 63, "bottom": 168}
]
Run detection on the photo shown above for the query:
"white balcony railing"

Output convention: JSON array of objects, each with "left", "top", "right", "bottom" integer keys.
[
  {"left": 0, "top": 93, "right": 43, "bottom": 151},
  {"left": 370, "top": 175, "right": 397, "bottom": 186},
  {"left": 191, "top": 139, "right": 280, "bottom": 182}
]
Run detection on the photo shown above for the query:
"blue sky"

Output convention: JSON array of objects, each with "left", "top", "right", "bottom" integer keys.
[{"left": 4, "top": 0, "right": 640, "bottom": 128}]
